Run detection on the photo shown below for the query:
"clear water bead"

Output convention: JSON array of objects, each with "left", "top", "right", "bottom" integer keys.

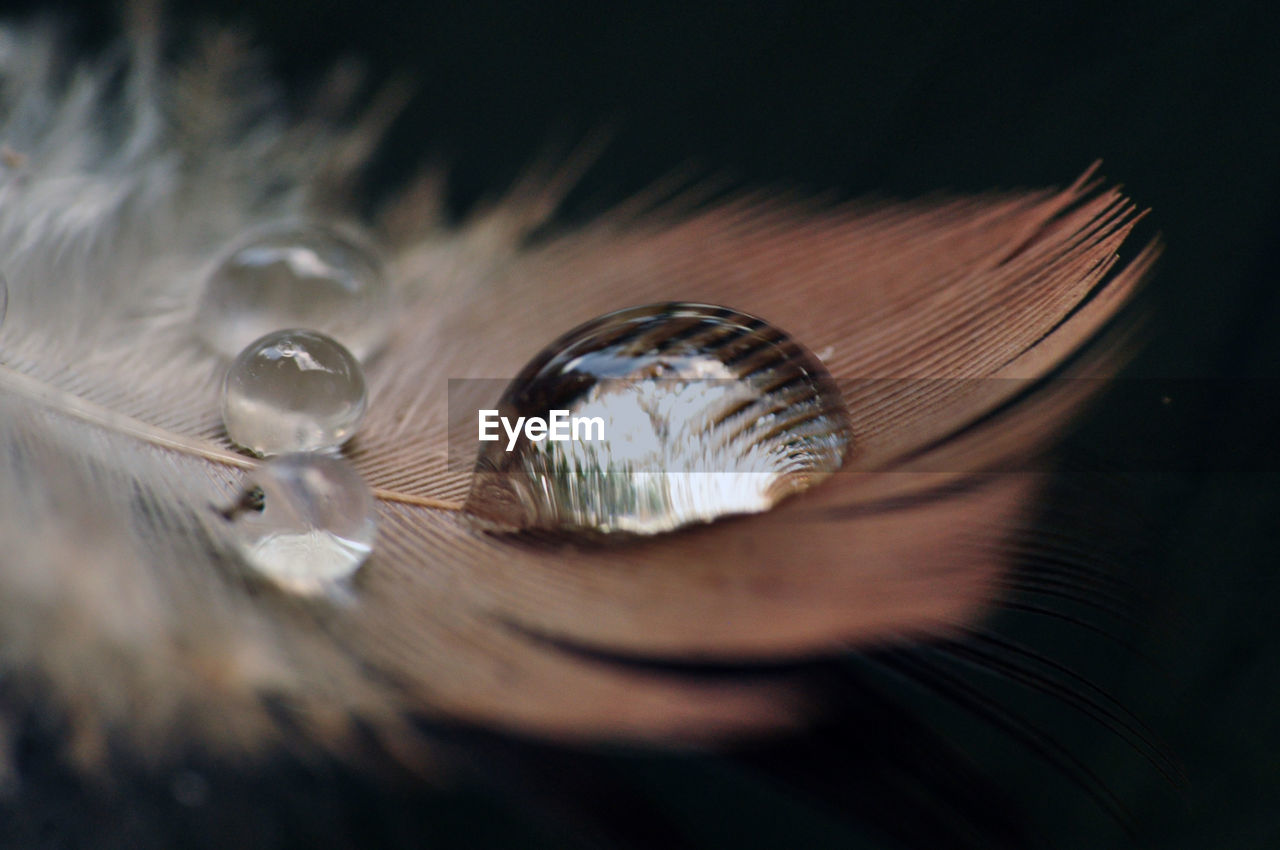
[
  {"left": 465, "top": 302, "right": 852, "bottom": 535},
  {"left": 196, "top": 222, "right": 391, "bottom": 361},
  {"left": 222, "top": 329, "right": 367, "bottom": 456},
  {"left": 225, "top": 454, "right": 376, "bottom": 597}
]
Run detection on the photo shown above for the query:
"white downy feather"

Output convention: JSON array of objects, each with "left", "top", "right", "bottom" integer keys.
[{"left": 0, "top": 22, "right": 426, "bottom": 769}]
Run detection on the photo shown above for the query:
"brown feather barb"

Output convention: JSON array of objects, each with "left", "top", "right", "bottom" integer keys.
[{"left": 0, "top": 21, "right": 1156, "bottom": 769}]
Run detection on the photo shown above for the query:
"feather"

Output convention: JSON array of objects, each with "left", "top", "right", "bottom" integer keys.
[{"left": 0, "top": 16, "right": 1157, "bottom": 773}]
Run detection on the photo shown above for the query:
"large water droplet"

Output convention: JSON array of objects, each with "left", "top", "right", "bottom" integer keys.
[
  {"left": 225, "top": 454, "right": 376, "bottom": 597},
  {"left": 465, "top": 303, "right": 851, "bottom": 535},
  {"left": 196, "top": 222, "right": 390, "bottom": 360},
  {"left": 222, "top": 329, "right": 367, "bottom": 456}
]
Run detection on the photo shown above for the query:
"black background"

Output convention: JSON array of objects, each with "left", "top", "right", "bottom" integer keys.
[{"left": 1, "top": 1, "right": 1277, "bottom": 848}]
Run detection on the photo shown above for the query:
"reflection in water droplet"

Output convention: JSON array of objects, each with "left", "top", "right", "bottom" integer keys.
[
  {"left": 196, "top": 222, "right": 390, "bottom": 360},
  {"left": 226, "top": 454, "right": 376, "bottom": 597},
  {"left": 466, "top": 303, "right": 851, "bottom": 535},
  {"left": 222, "top": 329, "right": 367, "bottom": 456}
]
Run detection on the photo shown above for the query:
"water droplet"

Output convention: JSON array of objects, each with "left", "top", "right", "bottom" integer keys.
[
  {"left": 466, "top": 303, "right": 851, "bottom": 535},
  {"left": 196, "top": 222, "right": 390, "bottom": 360},
  {"left": 225, "top": 454, "right": 376, "bottom": 597},
  {"left": 222, "top": 329, "right": 367, "bottom": 456}
]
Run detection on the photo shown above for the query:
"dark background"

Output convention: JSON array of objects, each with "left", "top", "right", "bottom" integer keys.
[{"left": 1, "top": 1, "right": 1277, "bottom": 847}]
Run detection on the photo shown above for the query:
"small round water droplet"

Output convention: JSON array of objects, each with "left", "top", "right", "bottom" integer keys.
[
  {"left": 466, "top": 303, "right": 851, "bottom": 535},
  {"left": 226, "top": 454, "right": 376, "bottom": 597},
  {"left": 196, "top": 222, "right": 390, "bottom": 360},
  {"left": 222, "top": 329, "right": 367, "bottom": 456}
]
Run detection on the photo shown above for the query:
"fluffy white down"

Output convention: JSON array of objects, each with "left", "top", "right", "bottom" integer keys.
[{"left": 0, "top": 21, "right": 427, "bottom": 769}]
